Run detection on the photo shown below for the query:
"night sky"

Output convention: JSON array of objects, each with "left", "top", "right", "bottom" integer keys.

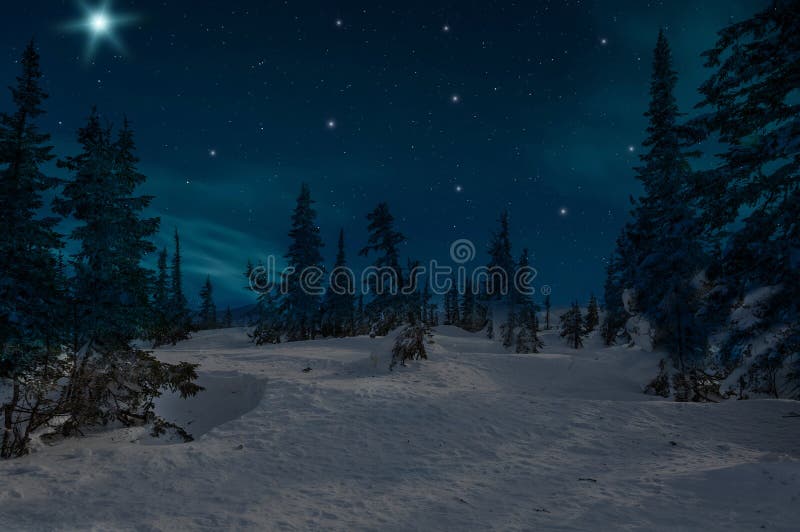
[{"left": 1, "top": 0, "right": 768, "bottom": 309}]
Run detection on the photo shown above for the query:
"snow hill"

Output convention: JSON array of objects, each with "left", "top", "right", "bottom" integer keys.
[{"left": 1, "top": 327, "right": 799, "bottom": 531}]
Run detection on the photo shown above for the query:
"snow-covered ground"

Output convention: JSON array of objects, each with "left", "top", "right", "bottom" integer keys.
[{"left": 2, "top": 326, "right": 799, "bottom": 531}]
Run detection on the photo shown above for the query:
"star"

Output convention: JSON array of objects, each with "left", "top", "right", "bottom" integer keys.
[
  {"left": 451, "top": 94, "right": 460, "bottom": 103},
  {"left": 455, "top": 184, "right": 463, "bottom": 192},
  {"left": 443, "top": 24, "right": 450, "bottom": 32},
  {"left": 327, "top": 119, "right": 336, "bottom": 129},
  {"left": 335, "top": 19, "right": 343, "bottom": 27},
  {"left": 627, "top": 145, "right": 635, "bottom": 152},
  {"left": 600, "top": 37, "right": 608, "bottom": 45},
  {"left": 63, "top": 2, "right": 140, "bottom": 59},
  {"left": 559, "top": 207, "right": 568, "bottom": 216},
  {"left": 209, "top": 149, "right": 217, "bottom": 157}
]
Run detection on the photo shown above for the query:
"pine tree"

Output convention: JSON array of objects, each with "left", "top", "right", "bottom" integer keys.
[
  {"left": 282, "top": 183, "right": 324, "bottom": 341},
  {"left": 198, "top": 275, "right": 217, "bottom": 330},
  {"left": 0, "top": 40, "right": 62, "bottom": 376},
  {"left": 605, "top": 30, "right": 705, "bottom": 360},
  {"left": 460, "top": 278, "right": 485, "bottom": 332},
  {"left": 560, "top": 301, "right": 585, "bottom": 349},
  {"left": 323, "top": 228, "right": 355, "bottom": 337},
  {"left": 693, "top": 0, "right": 800, "bottom": 386},
  {"left": 513, "top": 249, "right": 542, "bottom": 353},
  {"left": 55, "top": 109, "right": 158, "bottom": 348},
  {"left": 223, "top": 306, "right": 233, "bottom": 328},
  {"left": 359, "top": 202, "right": 408, "bottom": 334},
  {"left": 167, "top": 229, "right": 192, "bottom": 344},
  {"left": 0, "top": 43, "right": 65, "bottom": 457},
  {"left": 486, "top": 210, "right": 514, "bottom": 299},
  {"left": 584, "top": 294, "right": 600, "bottom": 333},
  {"left": 150, "top": 247, "right": 171, "bottom": 346},
  {"left": 50, "top": 111, "right": 200, "bottom": 447}
]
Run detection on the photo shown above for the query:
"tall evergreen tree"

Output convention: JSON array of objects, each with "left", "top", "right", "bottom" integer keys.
[
  {"left": 694, "top": 0, "right": 800, "bottom": 384},
  {"left": 282, "top": 183, "right": 324, "bottom": 341},
  {"left": 55, "top": 110, "right": 158, "bottom": 347},
  {"left": 51, "top": 111, "right": 200, "bottom": 446},
  {"left": 167, "top": 228, "right": 192, "bottom": 343},
  {"left": 223, "top": 305, "right": 233, "bottom": 328},
  {"left": 605, "top": 30, "right": 705, "bottom": 362},
  {"left": 560, "top": 301, "right": 585, "bottom": 349},
  {"left": 359, "top": 202, "right": 408, "bottom": 334},
  {"left": 149, "top": 247, "right": 172, "bottom": 346},
  {"left": 0, "top": 40, "right": 62, "bottom": 375},
  {"left": 323, "top": 228, "right": 355, "bottom": 337},
  {"left": 486, "top": 210, "right": 514, "bottom": 299},
  {"left": 584, "top": 294, "right": 600, "bottom": 333},
  {"left": 198, "top": 275, "right": 217, "bottom": 330}
]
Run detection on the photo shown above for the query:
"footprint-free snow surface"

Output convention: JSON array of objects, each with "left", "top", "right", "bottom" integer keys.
[{"left": 2, "top": 326, "right": 799, "bottom": 530}]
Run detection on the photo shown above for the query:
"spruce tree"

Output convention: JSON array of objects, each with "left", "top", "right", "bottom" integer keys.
[
  {"left": 198, "top": 275, "right": 217, "bottom": 330},
  {"left": 167, "top": 228, "right": 192, "bottom": 343},
  {"left": 53, "top": 111, "right": 200, "bottom": 443},
  {"left": 0, "top": 40, "right": 62, "bottom": 375},
  {"left": 223, "top": 305, "right": 233, "bottom": 328},
  {"left": 560, "top": 301, "right": 585, "bottom": 349},
  {"left": 150, "top": 247, "right": 171, "bottom": 346},
  {"left": 282, "top": 183, "right": 324, "bottom": 341},
  {"left": 359, "top": 202, "right": 408, "bottom": 334},
  {"left": 0, "top": 42, "right": 66, "bottom": 457},
  {"left": 323, "top": 228, "right": 355, "bottom": 337},
  {"left": 486, "top": 210, "right": 514, "bottom": 299},
  {"left": 584, "top": 294, "right": 600, "bottom": 333},
  {"left": 606, "top": 30, "right": 705, "bottom": 361},
  {"left": 694, "top": 0, "right": 800, "bottom": 382}
]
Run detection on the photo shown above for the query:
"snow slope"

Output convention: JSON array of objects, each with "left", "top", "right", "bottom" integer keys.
[{"left": 1, "top": 326, "right": 799, "bottom": 531}]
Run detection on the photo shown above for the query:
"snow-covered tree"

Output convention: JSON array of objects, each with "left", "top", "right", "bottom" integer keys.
[
  {"left": 389, "top": 312, "right": 432, "bottom": 371},
  {"left": 359, "top": 202, "right": 408, "bottom": 335},
  {"left": 584, "top": 294, "right": 600, "bottom": 333},
  {"left": 322, "top": 229, "right": 355, "bottom": 337},
  {"left": 692, "top": 0, "right": 800, "bottom": 388},
  {"left": 198, "top": 275, "right": 217, "bottom": 330},
  {"left": 486, "top": 210, "right": 514, "bottom": 299},
  {"left": 560, "top": 302, "right": 585, "bottom": 349},
  {"left": 282, "top": 183, "right": 324, "bottom": 341},
  {"left": 167, "top": 229, "right": 192, "bottom": 344}
]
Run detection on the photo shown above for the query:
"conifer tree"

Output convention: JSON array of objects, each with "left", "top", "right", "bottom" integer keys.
[
  {"left": 0, "top": 40, "right": 62, "bottom": 375},
  {"left": 693, "top": 0, "right": 800, "bottom": 381},
  {"left": 223, "top": 305, "right": 233, "bottom": 328},
  {"left": 359, "top": 202, "right": 408, "bottom": 334},
  {"left": 486, "top": 210, "right": 514, "bottom": 299},
  {"left": 584, "top": 294, "right": 600, "bottom": 333},
  {"left": 323, "top": 228, "right": 355, "bottom": 337},
  {"left": 52, "top": 111, "right": 200, "bottom": 445},
  {"left": 198, "top": 275, "right": 217, "bottom": 330},
  {"left": 167, "top": 229, "right": 192, "bottom": 343},
  {"left": 605, "top": 30, "right": 705, "bottom": 359},
  {"left": 150, "top": 247, "right": 171, "bottom": 346},
  {"left": 560, "top": 301, "right": 585, "bottom": 349},
  {"left": 282, "top": 183, "right": 324, "bottom": 341}
]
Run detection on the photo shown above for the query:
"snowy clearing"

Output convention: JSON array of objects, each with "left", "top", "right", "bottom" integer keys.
[{"left": 2, "top": 326, "right": 799, "bottom": 531}]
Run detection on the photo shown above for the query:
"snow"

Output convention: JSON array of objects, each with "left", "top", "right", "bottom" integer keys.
[{"left": 2, "top": 326, "right": 799, "bottom": 530}]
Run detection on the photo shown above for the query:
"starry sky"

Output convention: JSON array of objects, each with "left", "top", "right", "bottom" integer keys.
[{"left": 1, "top": 0, "right": 768, "bottom": 309}]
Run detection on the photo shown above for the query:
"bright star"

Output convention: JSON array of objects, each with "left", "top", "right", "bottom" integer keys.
[
  {"left": 451, "top": 94, "right": 460, "bottom": 103},
  {"left": 600, "top": 37, "right": 608, "bottom": 45},
  {"left": 455, "top": 185, "right": 463, "bottom": 192},
  {"left": 327, "top": 119, "right": 336, "bottom": 129},
  {"left": 64, "top": 1, "right": 138, "bottom": 59},
  {"left": 627, "top": 145, "right": 635, "bottom": 152},
  {"left": 335, "top": 19, "right": 343, "bottom": 27},
  {"left": 209, "top": 149, "right": 217, "bottom": 157},
  {"left": 559, "top": 207, "right": 568, "bottom": 216},
  {"left": 443, "top": 24, "right": 450, "bottom": 32},
  {"left": 91, "top": 13, "right": 109, "bottom": 33}
]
